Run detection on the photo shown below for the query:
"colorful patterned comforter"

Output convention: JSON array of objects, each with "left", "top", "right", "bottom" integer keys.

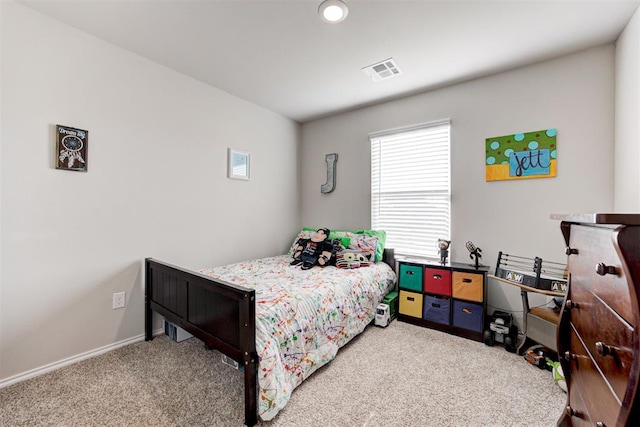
[{"left": 200, "top": 255, "right": 396, "bottom": 421}]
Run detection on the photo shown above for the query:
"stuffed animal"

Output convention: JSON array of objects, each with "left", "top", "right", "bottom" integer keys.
[
  {"left": 336, "top": 251, "right": 370, "bottom": 269},
  {"left": 328, "top": 238, "right": 345, "bottom": 265},
  {"left": 290, "top": 227, "right": 333, "bottom": 270}
]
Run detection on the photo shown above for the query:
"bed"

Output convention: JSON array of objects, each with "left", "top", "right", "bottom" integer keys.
[{"left": 144, "top": 246, "right": 396, "bottom": 426}]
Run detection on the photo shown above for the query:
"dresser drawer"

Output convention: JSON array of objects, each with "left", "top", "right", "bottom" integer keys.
[
  {"left": 451, "top": 271, "right": 483, "bottom": 302},
  {"left": 568, "top": 225, "right": 634, "bottom": 325},
  {"left": 566, "top": 325, "right": 621, "bottom": 427},
  {"left": 567, "top": 286, "right": 634, "bottom": 403},
  {"left": 424, "top": 267, "right": 451, "bottom": 296},
  {"left": 565, "top": 383, "right": 593, "bottom": 427}
]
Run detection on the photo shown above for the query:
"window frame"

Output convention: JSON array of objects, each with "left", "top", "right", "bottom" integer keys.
[{"left": 370, "top": 119, "right": 451, "bottom": 260}]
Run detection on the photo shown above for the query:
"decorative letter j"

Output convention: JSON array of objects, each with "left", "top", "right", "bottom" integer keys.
[{"left": 321, "top": 153, "right": 338, "bottom": 193}]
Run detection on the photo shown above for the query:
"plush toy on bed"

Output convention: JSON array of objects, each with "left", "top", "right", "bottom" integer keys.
[
  {"left": 335, "top": 251, "right": 371, "bottom": 269},
  {"left": 328, "top": 238, "right": 346, "bottom": 265},
  {"left": 290, "top": 227, "right": 333, "bottom": 270}
]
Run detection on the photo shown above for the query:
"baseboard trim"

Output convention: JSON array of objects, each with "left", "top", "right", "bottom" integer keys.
[{"left": 0, "top": 328, "right": 164, "bottom": 389}]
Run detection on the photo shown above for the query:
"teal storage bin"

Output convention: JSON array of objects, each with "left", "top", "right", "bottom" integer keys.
[{"left": 399, "top": 263, "right": 423, "bottom": 292}]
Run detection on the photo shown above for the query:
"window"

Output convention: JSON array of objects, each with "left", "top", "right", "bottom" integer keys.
[{"left": 370, "top": 120, "right": 450, "bottom": 259}]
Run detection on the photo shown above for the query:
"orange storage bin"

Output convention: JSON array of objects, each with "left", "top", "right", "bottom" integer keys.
[{"left": 451, "top": 271, "right": 484, "bottom": 302}]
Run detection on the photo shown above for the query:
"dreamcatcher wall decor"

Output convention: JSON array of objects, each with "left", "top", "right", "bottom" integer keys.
[{"left": 56, "top": 124, "right": 88, "bottom": 172}]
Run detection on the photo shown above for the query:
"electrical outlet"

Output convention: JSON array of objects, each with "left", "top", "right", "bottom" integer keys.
[{"left": 112, "top": 292, "right": 126, "bottom": 309}]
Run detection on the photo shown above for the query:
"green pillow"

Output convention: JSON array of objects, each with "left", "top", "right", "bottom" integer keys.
[
  {"left": 302, "top": 227, "right": 351, "bottom": 249},
  {"left": 302, "top": 227, "right": 387, "bottom": 262}
]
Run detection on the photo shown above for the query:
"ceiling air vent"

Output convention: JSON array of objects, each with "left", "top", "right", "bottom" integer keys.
[{"left": 362, "top": 58, "right": 402, "bottom": 82}]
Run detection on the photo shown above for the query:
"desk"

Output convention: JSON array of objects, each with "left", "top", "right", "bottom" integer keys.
[{"left": 489, "top": 275, "right": 564, "bottom": 354}]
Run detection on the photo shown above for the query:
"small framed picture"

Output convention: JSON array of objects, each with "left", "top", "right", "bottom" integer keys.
[
  {"left": 227, "top": 148, "right": 250, "bottom": 180},
  {"left": 56, "top": 124, "right": 88, "bottom": 172}
]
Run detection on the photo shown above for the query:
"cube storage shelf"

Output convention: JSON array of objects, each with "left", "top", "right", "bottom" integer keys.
[{"left": 397, "top": 260, "right": 489, "bottom": 342}]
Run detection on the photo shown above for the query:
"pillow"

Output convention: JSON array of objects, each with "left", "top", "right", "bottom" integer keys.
[
  {"left": 335, "top": 251, "right": 371, "bottom": 269},
  {"left": 288, "top": 229, "right": 314, "bottom": 255},
  {"left": 289, "top": 229, "right": 351, "bottom": 257},
  {"left": 355, "top": 230, "right": 386, "bottom": 263},
  {"left": 327, "top": 231, "right": 356, "bottom": 249},
  {"left": 302, "top": 227, "right": 387, "bottom": 262},
  {"left": 332, "top": 235, "right": 352, "bottom": 248},
  {"left": 347, "top": 235, "right": 378, "bottom": 262}
]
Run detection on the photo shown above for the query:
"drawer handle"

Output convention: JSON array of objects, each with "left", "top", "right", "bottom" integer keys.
[
  {"left": 565, "top": 247, "right": 578, "bottom": 255},
  {"left": 462, "top": 278, "right": 472, "bottom": 283},
  {"left": 564, "top": 299, "right": 579, "bottom": 310},
  {"left": 595, "top": 263, "right": 617, "bottom": 276},
  {"left": 595, "top": 341, "right": 613, "bottom": 357},
  {"left": 406, "top": 271, "right": 414, "bottom": 276},
  {"left": 565, "top": 406, "right": 580, "bottom": 418},
  {"left": 407, "top": 297, "right": 415, "bottom": 302},
  {"left": 433, "top": 274, "right": 442, "bottom": 279},
  {"left": 596, "top": 422, "right": 606, "bottom": 427},
  {"left": 564, "top": 351, "right": 576, "bottom": 361}
]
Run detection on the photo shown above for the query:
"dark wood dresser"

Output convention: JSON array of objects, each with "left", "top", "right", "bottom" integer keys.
[{"left": 552, "top": 213, "right": 640, "bottom": 427}]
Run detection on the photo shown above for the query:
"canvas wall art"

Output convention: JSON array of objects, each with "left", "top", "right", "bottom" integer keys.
[{"left": 485, "top": 128, "right": 557, "bottom": 182}]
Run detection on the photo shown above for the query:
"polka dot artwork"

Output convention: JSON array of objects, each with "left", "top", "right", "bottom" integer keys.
[{"left": 485, "top": 128, "right": 557, "bottom": 181}]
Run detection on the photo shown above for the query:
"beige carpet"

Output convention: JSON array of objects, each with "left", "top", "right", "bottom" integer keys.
[{"left": 0, "top": 321, "right": 566, "bottom": 426}]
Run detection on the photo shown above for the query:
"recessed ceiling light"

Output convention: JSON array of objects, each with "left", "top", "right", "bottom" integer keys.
[{"left": 318, "top": 0, "right": 349, "bottom": 23}]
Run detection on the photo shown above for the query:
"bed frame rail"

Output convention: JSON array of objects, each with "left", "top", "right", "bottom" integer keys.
[{"left": 144, "top": 258, "right": 258, "bottom": 426}]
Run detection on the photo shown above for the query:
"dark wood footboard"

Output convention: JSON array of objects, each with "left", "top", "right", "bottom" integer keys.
[
  {"left": 144, "top": 258, "right": 258, "bottom": 426},
  {"left": 144, "top": 248, "right": 395, "bottom": 426}
]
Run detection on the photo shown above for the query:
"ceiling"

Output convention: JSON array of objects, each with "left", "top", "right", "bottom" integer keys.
[{"left": 20, "top": 0, "right": 640, "bottom": 123}]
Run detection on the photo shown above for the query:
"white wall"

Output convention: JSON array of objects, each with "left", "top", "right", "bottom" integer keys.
[
  {"left": 0, "top": 0, "right": 4, "bottom": 377},
  {"left": 615, "top": 6, "right": 640, "bottom": 211},
  {"left": 301, "top": 46, "right": 615, "bottom": 321},
  {"left": 0, "top": 2, "right": 300, "bottom": 383}
]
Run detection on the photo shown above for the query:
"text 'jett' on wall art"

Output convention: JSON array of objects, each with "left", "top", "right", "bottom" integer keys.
[
  {"left": 485, "top": 128, "right": 557, "bottom": 182},
  {"left": 56, "top": 124, "right": 88, "bottom": 172}
]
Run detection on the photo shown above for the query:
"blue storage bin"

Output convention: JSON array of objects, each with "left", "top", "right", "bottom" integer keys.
[
  {"left": 423, "top": 294, "right": 450, "bottom": 325},
  {"left": 452, "top": 300, "right": 484, "bottom": 332}
]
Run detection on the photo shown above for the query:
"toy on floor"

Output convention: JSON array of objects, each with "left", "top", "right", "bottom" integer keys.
[
  {"left": 483, "top": 310, "right": 518, "bottom": 352},
  {"left": 375, "top": 303, "right": 391, "bottom": 327},
  {"left": 375, "top": 292, "right": 398, "bottom": 327},
  {"left": 523, "top": 344, "right": 556, "bottom": 370},
  {"left": 548, "top": 360, "right": 567, "bottom": 392}
]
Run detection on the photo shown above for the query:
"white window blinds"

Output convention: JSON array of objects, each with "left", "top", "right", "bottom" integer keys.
[{"left": 370, "top": 120, "right": 451, "bottom": 259}]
